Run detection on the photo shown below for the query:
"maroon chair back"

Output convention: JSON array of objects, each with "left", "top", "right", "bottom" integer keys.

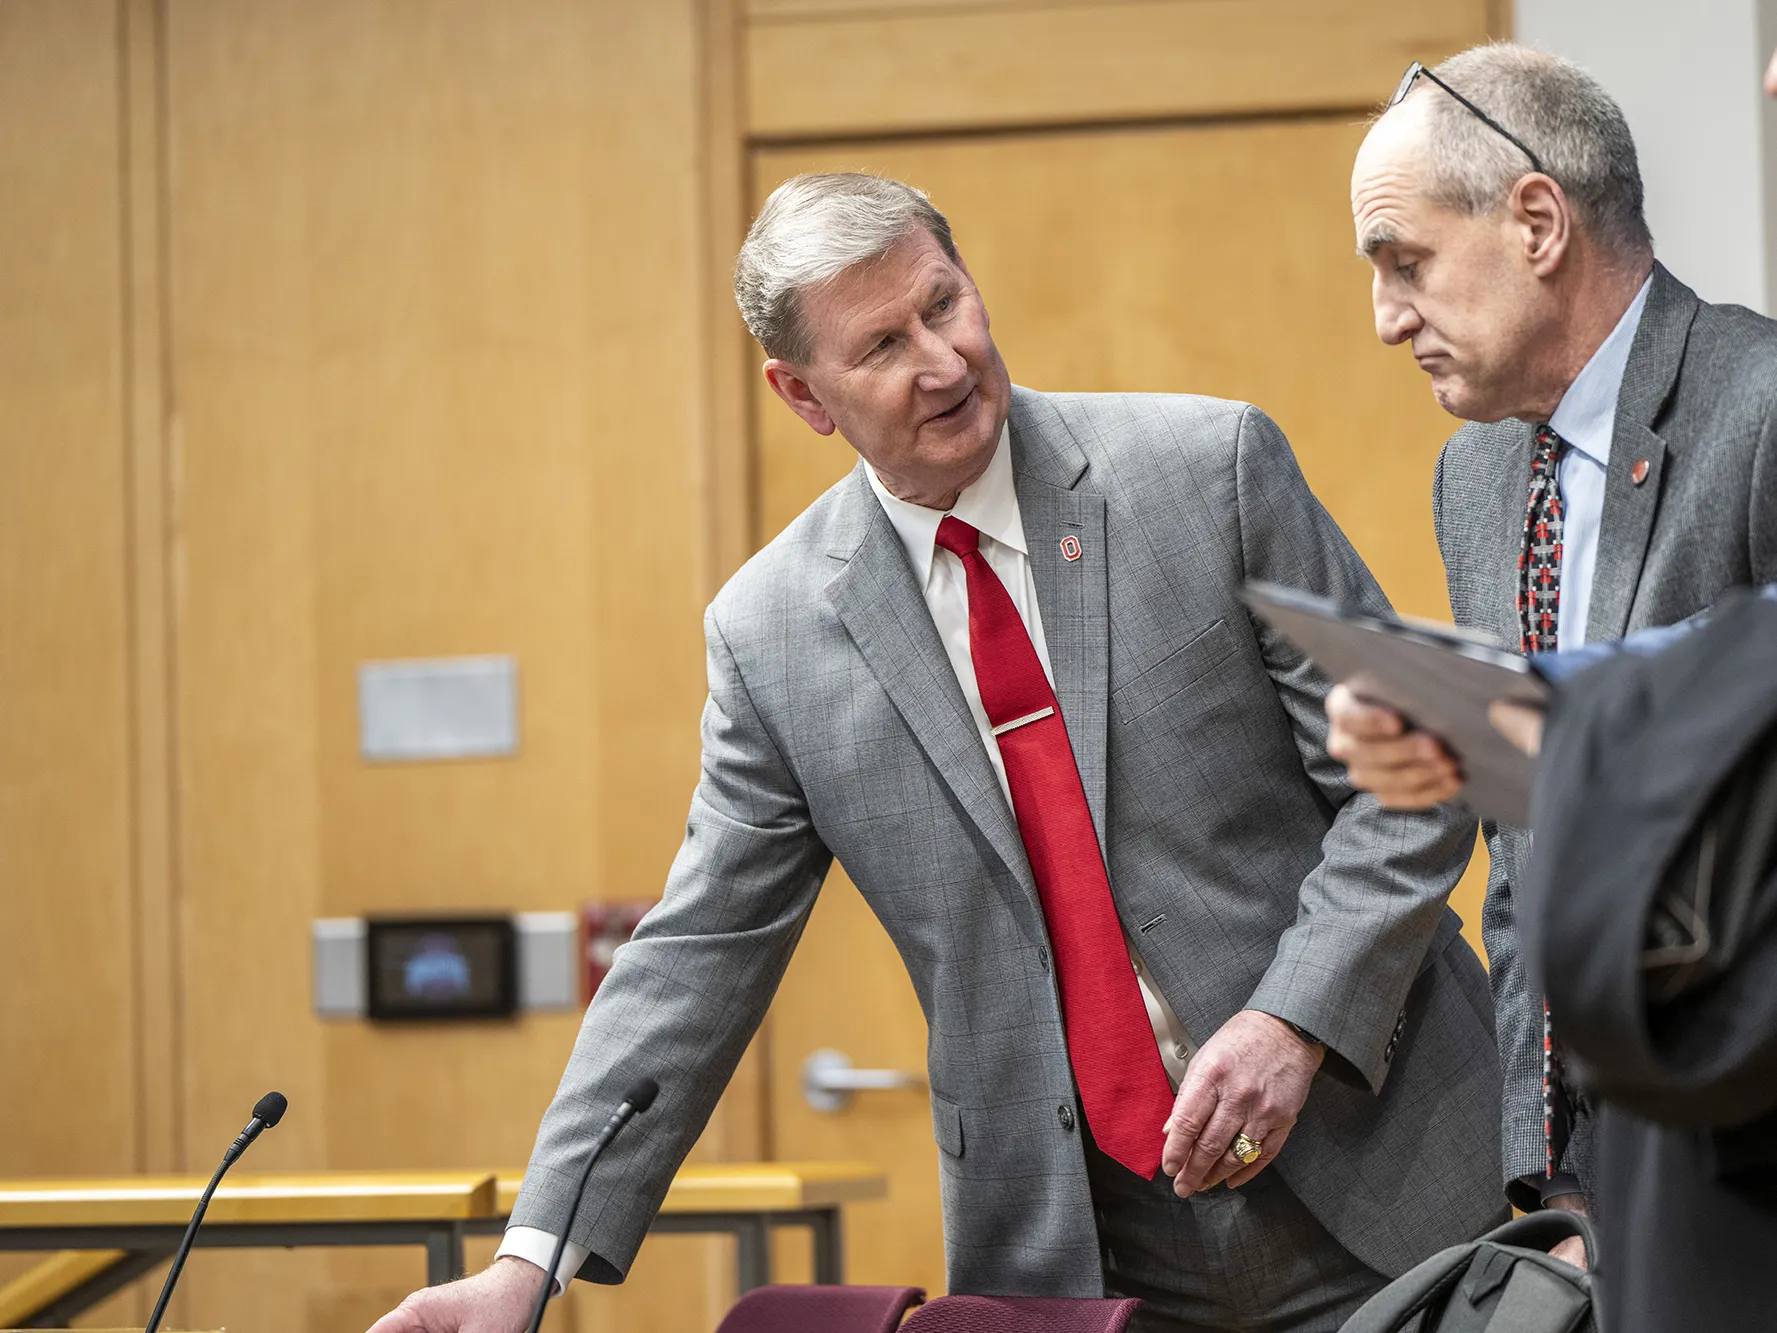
[
  {"left": 714, "top": 1284, "right": 927, "bottom": 1333},
  {"left": 899, "top": 1295, "right": 1143, "bottom": 1333}
]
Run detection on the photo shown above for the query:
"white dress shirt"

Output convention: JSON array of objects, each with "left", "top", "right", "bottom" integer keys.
[
  {"left": 1548, "top": 275, "right": 1652, "bottom": 650},
  {"left": 499, "top": 423, "right": 1193, "bottom": 1291}
]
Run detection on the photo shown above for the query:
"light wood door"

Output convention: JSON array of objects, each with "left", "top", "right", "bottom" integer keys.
[{"left": 754, "top": 116, "right": 1490, "bottom": 1297}]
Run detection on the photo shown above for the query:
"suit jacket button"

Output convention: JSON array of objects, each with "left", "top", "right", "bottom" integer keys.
[
  {"left": 1058, "top": 1105, "right": 1076, "bottom": 1132},
  {"left": 1037, "top": 946, "right": 1051, "bottom": 972}
]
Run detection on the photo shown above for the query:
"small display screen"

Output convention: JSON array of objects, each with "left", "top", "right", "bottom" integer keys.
[{"left": 365, "top": 916, "right": 517, "bottom": 1020}]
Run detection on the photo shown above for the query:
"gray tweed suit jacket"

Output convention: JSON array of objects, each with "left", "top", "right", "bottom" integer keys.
[
  {"left": 510, "top": 387, "right": 1505, "bottom": 1294},
  {"left": 1432, "top": 264, "right": 1777, "bottom": 1206}
]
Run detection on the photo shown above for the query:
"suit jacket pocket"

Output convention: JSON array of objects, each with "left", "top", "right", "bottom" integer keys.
[
  {"left": 1111, "top": 618, "right": 1238, "bottom": 725},
  {"left": 931, "top": 1093, "right": 965, "bottom": 1158}
]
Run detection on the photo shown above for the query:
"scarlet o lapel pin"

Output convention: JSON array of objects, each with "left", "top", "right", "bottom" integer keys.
[
  {"left": 1630, "top": 458, "right": 1651, "bottom": 486},
  {"left": 1059, "top": 535, "right": 1082, "bottom": 562}
]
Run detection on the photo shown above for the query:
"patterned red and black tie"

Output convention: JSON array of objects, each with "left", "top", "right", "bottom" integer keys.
[
  {"left": 1517, "top": 424, "right": 1566, "bottom": 655},
  {"left": 1518, "top": 423, "right": 1571, "bottom": 1182}
]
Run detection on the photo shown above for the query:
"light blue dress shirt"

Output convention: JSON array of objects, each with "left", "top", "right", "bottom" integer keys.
[{"left": 1545, "top": 275, "right": 1653, "bottom": 650}]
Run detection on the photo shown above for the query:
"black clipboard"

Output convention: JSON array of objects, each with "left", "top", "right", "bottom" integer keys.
[{"left": 1241, "top": 581, "right": 1546, "bottom": 826}]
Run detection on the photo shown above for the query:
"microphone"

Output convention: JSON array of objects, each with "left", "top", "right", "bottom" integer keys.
[
  {"left": 524, "top": 1078, "right": 659, "bottom": 1333},
  {"left": 143, "top": 1092, "right": 288, "bottom": 1333}
]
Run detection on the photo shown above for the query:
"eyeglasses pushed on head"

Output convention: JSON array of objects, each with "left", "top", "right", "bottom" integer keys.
[{"left": 1390, "top": 60, "right": 1550, "bottom": 180}]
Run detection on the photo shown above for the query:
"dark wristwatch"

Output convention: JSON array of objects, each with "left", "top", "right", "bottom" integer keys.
[{"left": 1283, "top": 1020, "right": 1324, "bottom": 1050}]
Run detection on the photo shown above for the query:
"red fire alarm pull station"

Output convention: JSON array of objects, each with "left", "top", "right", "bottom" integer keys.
[{"left": 579, "top": 900, "right": 656, "bottom": 1001}]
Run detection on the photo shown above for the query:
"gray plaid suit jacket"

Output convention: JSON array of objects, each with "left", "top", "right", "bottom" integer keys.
[
  {"left": 1432, "top": 264, "right": 1777, "bottom": 1207},
  {"left": 510, "top": 387, "right": 1506, "bottom": 1294}
]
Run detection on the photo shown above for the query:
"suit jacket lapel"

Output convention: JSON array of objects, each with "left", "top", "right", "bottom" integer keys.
[
  {"left": 1587, "top": 264, "right": 1697, "bottom": 641},
  {"left": 1586, "top": 422, "right": 1665, "bottom": 641},
  {"left": 1489, "top": 422, "right": 1538, "bottom": 648},
  {"left": 823, "top": 466, "right": 1038, "bottom": 901},
  {"left": 1010, "top": 392, "right": 1109, "bottom": 846}
]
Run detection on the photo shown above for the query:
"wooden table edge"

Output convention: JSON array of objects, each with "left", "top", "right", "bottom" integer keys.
[
  {"left": 0, "top": 1173, "right": 499, "bottom": 1227},
  {"left": 493, "top": 1161, "right": 886, "bottom": 1216}
]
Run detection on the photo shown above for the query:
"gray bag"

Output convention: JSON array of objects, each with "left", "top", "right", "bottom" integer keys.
[{"left": 1339, "top": 1212, "right": 1596, "bottom": 1333}]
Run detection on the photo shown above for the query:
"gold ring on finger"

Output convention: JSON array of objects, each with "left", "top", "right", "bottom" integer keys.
[{"left": 1230, "top": 1133, "right": 1263, "bottom": 1166}]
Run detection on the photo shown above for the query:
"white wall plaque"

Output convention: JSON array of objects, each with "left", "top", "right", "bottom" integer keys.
[{"left": 358, "top": 655, "right": 519, "bottom": 762}]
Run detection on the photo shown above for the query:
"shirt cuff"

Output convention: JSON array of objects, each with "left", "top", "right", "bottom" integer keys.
[
  {"left": 1538, "top": 1172, "right": 1585, "bottom": 1207},
  {"left": 1508, "top": 1172, "right": 1585, "bottom": 1212},
  {"left": 496, "top": 1226, "right": 590, "bottom": 1295}
]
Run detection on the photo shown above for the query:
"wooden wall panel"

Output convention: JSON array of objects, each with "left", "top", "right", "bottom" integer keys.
[
  {"left": 119, "top": 0, "right": 185, "bottom": 1191},
  {"left": 0, "top": 3, "right": 151, "bottom": 1322},
  {"left": 159, "top": 11, "right": 331, "bottom": 1327},
  {"left": 749, "top": 0, "right": 1512, "bottom": 18},
  {"left": 748, "top": 0, "right": 1064, "bottom": 17},
  {"left": 0, "top": 0, "right": 136, "bottom": 1177},
  {"left": 745, "top": 0, "right": 1491, "bottom": 140},
  {"left": 698, "top": 0, "right": 760, "bottom": 598},
  {"left": 160, "top": 2, "right": 731, "bottom": 1329}
]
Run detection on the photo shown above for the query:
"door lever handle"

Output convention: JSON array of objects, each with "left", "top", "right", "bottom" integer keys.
[{"left": 801, "top": 1048, "right": 923, "bottom": 1113}]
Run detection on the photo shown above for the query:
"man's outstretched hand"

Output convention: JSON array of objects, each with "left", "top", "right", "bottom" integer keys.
[
  {"left": 367, "top": 1256, "right": 549, "bottom": 1333},
  {"left": 1159, "top": 1009, "right": 1324, "bottom": 1197}
]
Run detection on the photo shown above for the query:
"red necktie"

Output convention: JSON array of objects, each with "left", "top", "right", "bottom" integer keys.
[{"left": 935, "top": 516, "right": 1174, "bottom": 1178}]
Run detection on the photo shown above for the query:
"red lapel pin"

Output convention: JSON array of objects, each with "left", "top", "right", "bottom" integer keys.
[
  {"left": 1631, "top": 458, "right": 1651, "bottom": 486},
  {"left": 1059, "top": 535, "right": 1082, "bottom": 562}
]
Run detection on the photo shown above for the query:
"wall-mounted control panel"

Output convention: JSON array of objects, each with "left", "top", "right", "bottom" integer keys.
[
  {"left": 366, "top": 916, "right": 517, "bottom": 1020},
  {"left": 313, "top": 911, "right": 579, "bottom": 1019}
]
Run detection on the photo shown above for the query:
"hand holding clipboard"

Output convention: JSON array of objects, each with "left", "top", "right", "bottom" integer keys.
[{"left": 1241, "top": 581, "right": 1546, "bottom": 826}]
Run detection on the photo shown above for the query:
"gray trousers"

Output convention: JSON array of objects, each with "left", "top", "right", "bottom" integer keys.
[{"left": 1085, "top": 1127, "right": 1384, "bottom": 1332}]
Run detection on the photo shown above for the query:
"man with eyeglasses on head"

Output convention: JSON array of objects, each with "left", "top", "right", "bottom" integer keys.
[{"left": 1334, "top": 43, "right": 1777, "bottom": 1267}]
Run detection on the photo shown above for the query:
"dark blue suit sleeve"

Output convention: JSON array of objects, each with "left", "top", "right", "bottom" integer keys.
[{"left": 1533, "top": 584, "right": 1777, "bottom": 683}]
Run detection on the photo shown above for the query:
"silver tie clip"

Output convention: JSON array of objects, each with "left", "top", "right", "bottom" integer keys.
[{"left": 991, "top": 705, "right": 1055, "bottom": 736}]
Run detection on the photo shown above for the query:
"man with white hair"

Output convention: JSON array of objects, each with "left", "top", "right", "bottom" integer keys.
[
  {"left": 1329, "top": 43, "right": 1777, "bottom": 1260},
  {"left": 370, "top": 173, "right": 1503, "bottom": 1333}
]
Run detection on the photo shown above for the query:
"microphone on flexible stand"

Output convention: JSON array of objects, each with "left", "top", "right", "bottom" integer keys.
[
  {"left": 143, "top": 1091, "right": 289, "bottom": 1333},
  {"left": 524, "top": 1077, "right": 660, "bottom": 1333}
]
